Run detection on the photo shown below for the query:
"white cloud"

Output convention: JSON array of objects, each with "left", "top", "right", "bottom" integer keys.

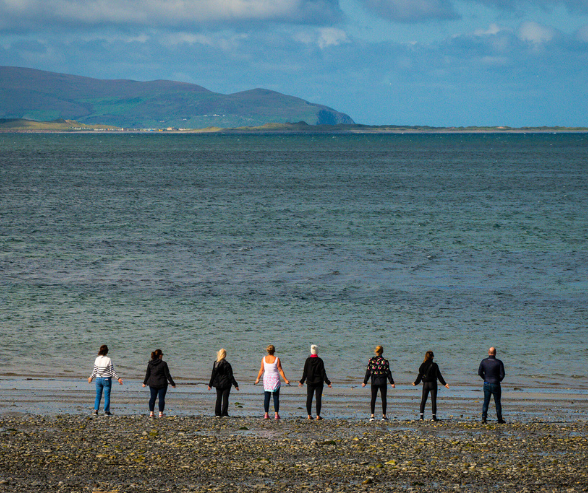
[
  {"left": 357, "top": 0, "right": 458, "bottom": 22},
  {"left": 294, "top": 27, "right": 349, "bottom": 48},
  {"left": 517, "top": 21, "right": 557, "bottom": 44},
  {"left": 0, "top": 0, "right": 341, "bottom": 31},
  {"left": 472, "top": 0, "right": 588, "bottom": 14}
]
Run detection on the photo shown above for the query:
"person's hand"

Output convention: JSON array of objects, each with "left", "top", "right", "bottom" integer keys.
[
  {"left": 412, "top": 382, "right": 416, "bottom": 386},
  {"left": 235, "top": 387, "right": 240, "bottom": 391},
  {"left": 328, "top": 383, "right": 332, "bottom": 388},
  {"left": 391, "top": 384, "right": 395, "bottom": 388},
  {"left": 298, "top": 382, "right": 303, "bottom": 387},
  {"left": 207, "top": 386, "right": 211, "bottom": 391},
  {"left": 254, "top": 379, "right": 259, "bottom": 385},
  {"left": 142, "top": 383, "right": 146, "bottom": 387},
  {"left": 361, "top": 383, "right": 366, "bottom": 387},
  {"left": 118, "top": 378, "right": 123, "bottom": 385},
  {"left": 445, "top": 384, "right": 449, "bottom": 389},
  {"left": 88, "top": 377, "right": 92, "bottom": 384},
  {"left": 172, "top": 385, "right": 176, "bottom": 389},
  {"left": 285, "top": 379, "right": 290, "bottom": 385}
]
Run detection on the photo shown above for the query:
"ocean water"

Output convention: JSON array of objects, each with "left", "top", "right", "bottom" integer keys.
[{"left": 1, "top": 133, "right": 587, "bottom": 388}]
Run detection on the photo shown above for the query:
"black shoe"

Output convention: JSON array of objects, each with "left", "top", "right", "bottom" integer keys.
[
  {"left": 419, "top": 415, "right": 424, "bottom": 421},
  {"left": 482, "top": 418, "right": 487, "bottom": 424},
  {"left": 104, "top": 411, "right": 112, "bottom": 416},
  {"left": 432, "top": 416, "right": 439, "bottom": 422},
  {"left": 497, "top": 418, "right": 506, "bottom": 424}
]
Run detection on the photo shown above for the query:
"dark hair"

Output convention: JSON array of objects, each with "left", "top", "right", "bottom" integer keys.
[
  {"left": 151, "top": 349, "right": 163, "bottom": 360},
  {"left": 98, "top": 345, "right": 109, "bottom": 356},
  {"left": 423, "top": 350, "right": 434, "bottom": 363}
]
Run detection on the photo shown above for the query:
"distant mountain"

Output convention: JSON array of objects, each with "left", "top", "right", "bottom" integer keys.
[{"left": 0, "top": 67, "right": 354, "bottom": 128}]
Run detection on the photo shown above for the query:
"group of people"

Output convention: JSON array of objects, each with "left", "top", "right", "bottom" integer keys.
[{"left": 88, "top": 344, "right": 506, "bottom": 423}]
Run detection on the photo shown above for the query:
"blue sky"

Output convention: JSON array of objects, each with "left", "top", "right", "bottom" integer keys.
[{"left": 1, "top": 0, "right": 587, "bottom": 126}]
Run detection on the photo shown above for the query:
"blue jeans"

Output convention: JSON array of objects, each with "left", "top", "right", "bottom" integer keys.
[
  {"left": 94, "top": 377, "right": 112, "bottom": 412},
  {"left": 482, "top": 382, "right": 502, "bottom": 419},
  {"left": 149, "top": 386, "right": 167, "bottom": 412},
  {"left": 264, "top": 389, "right": 280, "bottom": 413}
]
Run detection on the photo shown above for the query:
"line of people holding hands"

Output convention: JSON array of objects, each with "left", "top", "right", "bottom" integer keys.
[{"left": 89, "top": 343, "right": 505, "bottom": 423}]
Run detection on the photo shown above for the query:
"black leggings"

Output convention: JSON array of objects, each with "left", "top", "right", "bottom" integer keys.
[
  {"left": 371, "top": 384, "right": 387, "bottom": 415},
  {"left": 215, "top": 387, "right": 231, "bottom": 416},
  {"left": 306, "top": 385, "right": 324, "bottom": 416},
  {"left": 420, "top": 382, "right": 438, "bottom": 416},
  {"left": 264, "top": 389, "right": 280, "bottom": 413},
  {"left": 149, "top": 386, "right": 167, "bottom": 412}
]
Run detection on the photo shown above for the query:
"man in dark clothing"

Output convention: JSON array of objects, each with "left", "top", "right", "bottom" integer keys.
[{"left": 478, "top": 347, "right": 506, "bottom": 424}]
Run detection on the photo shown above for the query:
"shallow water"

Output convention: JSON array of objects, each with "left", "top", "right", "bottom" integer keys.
[{"left": 1, "top": 133, "right": 587, "bottom": 388}]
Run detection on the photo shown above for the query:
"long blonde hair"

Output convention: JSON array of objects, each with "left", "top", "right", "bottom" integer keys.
[{"left": 217, "top": 348, "right": 226, "bottom": 362}]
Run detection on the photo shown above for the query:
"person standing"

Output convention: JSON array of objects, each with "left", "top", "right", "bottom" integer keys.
[
  {"left": 478, "top": 346, "right": 506, "bottom": 424},
  {"left": 142, "top": 349, "right": 176, "bottom": 418},
  {"left": 88, "top": 344, "right": 123, "bottom": 416},
  {"left": 412, "top": 350, "right": 449, "bottom": 421},
  {"left": 207, "top": 348, "right": 239, "bottom": 417},
  {"left": 298, "top": 344, "right": 332, "bottom": 420},
  {"left": 254, "top": 344, "right": 290, "bottom": 420},
  {"left": 362, "top": 345, "right": 395, "bottom": 421}
]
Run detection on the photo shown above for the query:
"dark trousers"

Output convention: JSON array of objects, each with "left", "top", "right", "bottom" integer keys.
[
  {"left": 306, "top": 384, "right": 324, "bottom": 416},
  {"left": 370, "top": 384, "right": 388, "bottom": 415},
  {"left": 264, "top": 389, "right": 280, "bottom": 413},
  {"left": 420, "top": 382, "right": 438, "bottom": 416},
  {"left": 482, "top": 382, "right": 502, "bottom": 419},
  {"left": 149, "top": 386, "right": 167, "bottom": 412},
  {"left": 215, "top": 387, "right": 231, "bottom": 416}
]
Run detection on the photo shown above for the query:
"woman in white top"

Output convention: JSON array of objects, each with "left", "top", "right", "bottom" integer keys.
[
  {"left": 88, "top": 344, "right": 123, "bottom": 416},
  {"left": 254, "top": 344, "right": 290, "bottom": 420}
]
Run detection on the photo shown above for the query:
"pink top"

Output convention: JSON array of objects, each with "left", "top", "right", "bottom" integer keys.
[{"left": 262, "top": 356, "right": 281, "bottom": 392}]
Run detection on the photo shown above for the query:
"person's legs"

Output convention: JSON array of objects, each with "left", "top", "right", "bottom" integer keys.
[
  {"left": 149, "top": 387, "right": 158, "bottom": 412},
  {"left": 482, "top": 383, "right": 491, "bottom": 421},
  {"left": 306, "top": 385, "right": 314, "bottom": 416},
  {"left": 370, "top": 385, "right": 379, "bottom": 415},
  {"left": 103, "top": 378, "right": 112, "bottom": 413},
  {"left": 216, "top": 389, "right": 223, "bottom": 416},
  {"left": 94, "top": 378, "right": 104, "bottom": 411},
  {"left": 221, "top": 388, "right": 231, "bottom": 416},
  {"left": 420, "top": 384, "right": 430, "bottom": 417},
  {"left": 273, "top": 389, "right": 280, "bottom": 413},
  {"left": 264, "top": 391, "right": 271, "bottom": 414},
  {"left": 380, "top": 384, "right": 388, "bottom": 416},
  {"left": 315, "top": 385, "right": 323, "bottom": 416},
  {"left": 158, "top": 387, "right": 167, "bottom": 413},
  {"left": 492, "top": 384, "right": 503, "bottom": 420},
  {"left": 430, "top": 384, "right": 438, "bottom": 417}
]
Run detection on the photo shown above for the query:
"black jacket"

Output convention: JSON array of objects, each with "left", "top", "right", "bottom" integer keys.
[
  {"left": 144, "top": 359, "right": 175, "bottom": 389},
  {"left": 363, "top": 356, "right": 394, "bottom": 386},
  {"left": 414, "top": 361, "right": 447, "bottom": 386},
  {"left": 478, "top": 356, "right": 505, "bottom": 384},
  {"left": 299, "top": 356, "right": 331, "bottom": 386},
  {"left": 208, "top": 359, "right": 238, "bottom": 390}
]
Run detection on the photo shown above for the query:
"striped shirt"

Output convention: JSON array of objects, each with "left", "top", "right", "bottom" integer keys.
[{"left": 89, "top": 355, "right": 120, "bottom": 380}]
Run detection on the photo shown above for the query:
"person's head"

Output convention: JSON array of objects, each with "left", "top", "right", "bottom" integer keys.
[
  {"left": 151, "top": 349, "right": 163, "bottom": 360},
  {"left": 98, "top": 345, "right": 109, "bottom": 356},
  {"left": 266, "top": 344, "right": 275, "bottom": 355},
  {"left": 217, "top": 348, "right": 227, "bottom": 362},
  {"left": 375, "top": 345, "right": 384, "bottom": 356},
  {"left": 489, "top": 347, "right": 497, "bottom": 356},
  {"left": 310, "top": 344, "right": 318, "bottom": 355},
  {"left": 424, "top": 350, "right": 434, "bottom": 363}
]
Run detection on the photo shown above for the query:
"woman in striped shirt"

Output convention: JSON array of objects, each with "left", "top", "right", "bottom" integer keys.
[{"left": 88, "top": 345, "right": 123, "bottom": 415}]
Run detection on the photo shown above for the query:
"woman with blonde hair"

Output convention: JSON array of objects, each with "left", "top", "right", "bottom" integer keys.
[
  {"left": 208, "top": 348, "right": 239, "bottom": 417},
  {"left": 412, "top": 350, "right": 449, "bottom": 421},
  {"left": 362, "top": 345, "right": 395, "bottom": 421},
  {"left": 254, "top": 344, "right": 290, "bottom": 420}
]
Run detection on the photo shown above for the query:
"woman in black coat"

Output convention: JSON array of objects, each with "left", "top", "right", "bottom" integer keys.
[
  {"left": 208, "top": 348, "right": 239, "bottom": 417},
  {"left": 142, "top": 349, "right": 176, "bottom": 418},
  {"left": 298, "top": 344, "right": 332, "bottom": 420},
  {"left": 412, "top": 350, "right": 449, "bottom": 421}
]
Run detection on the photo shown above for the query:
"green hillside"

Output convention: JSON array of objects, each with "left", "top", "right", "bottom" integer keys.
[{"left": 0, "top": 67, "right": 354, "bottom": 128}]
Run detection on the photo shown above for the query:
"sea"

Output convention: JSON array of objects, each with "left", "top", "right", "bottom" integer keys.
[{"left": 1, "top": 133, "right": 587, "bottom": 389}]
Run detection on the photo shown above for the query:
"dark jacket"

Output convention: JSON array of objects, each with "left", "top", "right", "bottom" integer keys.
[
  {"left": 414, "top": 361, "right": 446, "bottom": 386},
  {"left": 299, "top": 356, "right": 331, "bottom": 386},
  {"left": 143, "top": 359, "right": 175, "bottom": 389},
  {"left": 208, "top": 359, "right": 238, "bottom": 390},
  {"left": 364, "top": 356, "right": 394, "bottom": 386},
  {"left": 478, "top": 356, "right": 505, "bottom": 384}
]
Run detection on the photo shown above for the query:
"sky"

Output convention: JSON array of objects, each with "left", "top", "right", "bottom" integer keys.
[{"left": 1, "top": 0, "right": 588, "bottom": 126}]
